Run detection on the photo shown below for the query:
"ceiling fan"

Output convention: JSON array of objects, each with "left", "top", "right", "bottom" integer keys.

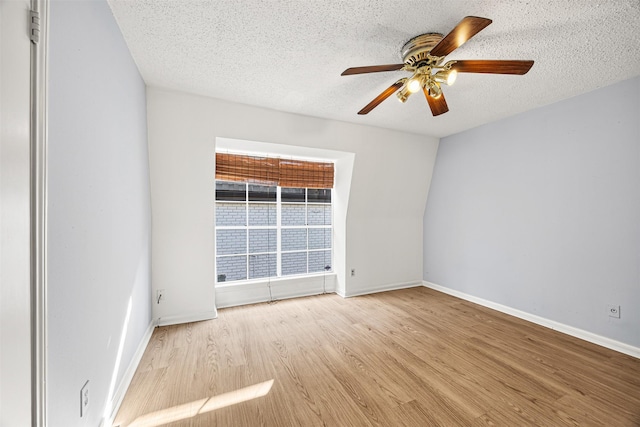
[{"left": 341, "top": 16, "right": 534, "bottom": 116}]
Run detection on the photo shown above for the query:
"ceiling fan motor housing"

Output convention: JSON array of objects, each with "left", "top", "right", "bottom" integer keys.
[{"left": 401, "top": 33, "right": 444, "bottom": 66}]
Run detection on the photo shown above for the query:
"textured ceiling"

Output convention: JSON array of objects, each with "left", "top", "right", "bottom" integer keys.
[{"left": 107, "top": 0, "right": 640, "bottom": 138}]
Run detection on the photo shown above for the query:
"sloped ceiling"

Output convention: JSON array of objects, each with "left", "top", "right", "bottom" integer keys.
[{"left": 107, "top": 0, "right": 640, "bottom": 138}]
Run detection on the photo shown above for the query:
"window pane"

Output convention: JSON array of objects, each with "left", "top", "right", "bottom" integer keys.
[
  {"left": 309, "top": 250, "right": 332, "bottom": 273},
  {"left": 216, "top": 229, "right": 246, "bottom": 255},
  {"left": 282, "top": 228, "right": 307, "bottom": 251},
  {"left": 282, "top": 204, "right": 305, "bottom": 226},
  {"left": 217, "top": 256, "right": 247, "bottom": 282},
  {"left": 307, "top": 205, "right": 331, "bottom": 225},
  {"left": 308, "top": 228, "right": 331, "bottom": 250},
  {"left": 248, "top": 203, "right": 276, "bottom": 226},
  {"left": 282, "top": 252, "right": 307, "bottom": 276},
  {"left": 216, "top": 181, "right": 246, "bottom": 201},
  {"left": 307, "top": 188, "right": 331, "bottom": 203},
  {"left": 248, "top": 184, "right": 276, "bottom": 202},
  {"left": 216, "top": 203, "right": 246, "bottom": 226},
  {"left": 249, "top": 253, "right": 277, "bottom": 279},
  {"left": 249, "top": 229, "right": 277, "bottom": 253},
  {"left": 281, "top": 187, "right": 305, "bottom": 202}
]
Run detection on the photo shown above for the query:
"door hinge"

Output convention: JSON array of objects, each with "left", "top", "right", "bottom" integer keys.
[{"left": 30, "top": 10, "right": 40, "bottom": 44}]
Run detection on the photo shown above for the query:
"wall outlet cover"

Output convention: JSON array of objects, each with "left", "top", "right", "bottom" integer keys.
[{"left": 608, "top": 304, "right": 621, "bottom": 318}]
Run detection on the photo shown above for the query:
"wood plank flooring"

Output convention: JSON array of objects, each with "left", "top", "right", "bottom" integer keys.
[{"left": 113, "top": 287, "right": 640, "bottom": 426}]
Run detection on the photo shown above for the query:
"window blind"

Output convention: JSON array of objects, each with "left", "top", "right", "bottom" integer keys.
[{"left": 216, "top": 153, "right": 334, "bottom": 189}]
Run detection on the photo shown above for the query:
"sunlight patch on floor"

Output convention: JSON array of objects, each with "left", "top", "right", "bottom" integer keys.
[{"left": 127, "top": 379, "right": 274, "bottom": 427}]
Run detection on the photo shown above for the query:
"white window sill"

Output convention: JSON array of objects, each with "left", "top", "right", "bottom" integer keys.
[{"left": 215, "top": 272, "right": 336, "bottom": 289}]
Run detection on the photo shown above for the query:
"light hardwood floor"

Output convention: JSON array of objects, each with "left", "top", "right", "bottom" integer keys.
[{"left": 114, "top": 287, "right": 640, "bottom": 426}]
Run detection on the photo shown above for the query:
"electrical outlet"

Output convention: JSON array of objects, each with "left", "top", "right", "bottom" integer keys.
[
  {"left": 608, "top": 305, "right": 620, "bottom": 318},
  {"left": 156, "top": 289, "right": 165, "bottom": 304},
  {"left": 351, "top": 268, "right": 356, "bottom": 277},
  {"left": 80, "top": 380, "right": 89, "bottom": 417}
]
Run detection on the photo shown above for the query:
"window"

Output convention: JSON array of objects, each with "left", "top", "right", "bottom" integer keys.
[
  {"left": 215, "top": 152, "right": 334, "bottom": 284},
  {"left": 216, "top": 182, "right": 332, "bottom": 283}
]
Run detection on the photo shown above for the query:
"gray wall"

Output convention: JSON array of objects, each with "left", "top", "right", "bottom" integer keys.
[
  {"left": 424, "top": 76, "right": 640, "bottom": 348},
  {"left": 48, "top": 0, "right": 151, "bottom": 425}
]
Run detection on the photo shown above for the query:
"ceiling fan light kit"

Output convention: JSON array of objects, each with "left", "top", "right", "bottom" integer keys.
[{"left": 341, "top": 16, "right": 534, "bottom": 116}]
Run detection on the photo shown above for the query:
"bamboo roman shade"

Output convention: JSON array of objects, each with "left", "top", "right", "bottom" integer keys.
[{"left": 216, "top": 153, "right": 334, "bottom": 189}]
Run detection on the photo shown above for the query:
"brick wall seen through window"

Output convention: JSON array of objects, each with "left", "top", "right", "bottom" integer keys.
[{"left": 215, "top": 181, "right": 332, "bottom": 283}]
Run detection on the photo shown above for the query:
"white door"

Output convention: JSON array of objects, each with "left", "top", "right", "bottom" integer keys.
[{"left": 0, "top": 0, "right": 33, "bottom": 425}]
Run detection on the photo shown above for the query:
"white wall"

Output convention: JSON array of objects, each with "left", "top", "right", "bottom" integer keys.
[
  {"left": 147, "top": 87, "right": 439, "bottom": 320},
  {"left": 423, "top": 76, "right": 640, "bottom": 349},
  {"left": 0, "top": 0, "right": 32, "bottom": 424},
  {"left": 47, "top": 0, "right": 152, "bottom": 425}
]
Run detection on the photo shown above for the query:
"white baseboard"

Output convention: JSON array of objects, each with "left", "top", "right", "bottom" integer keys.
[
  {"left": 344, "top": 280, "right": 422, "bottom": 298},
  {"left": 156, "top": 310, "right": 218, "bottom": 327},
  {"left": 423, "top": 281, "right": 640, "bottom": 359},
  {"left": 104, "top": 319, "right": 155, "bottom": 427}
]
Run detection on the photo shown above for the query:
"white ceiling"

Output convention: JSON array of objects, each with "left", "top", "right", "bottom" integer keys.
[{"left": 107, "top": 0, "right": 640, "bottom": 138}]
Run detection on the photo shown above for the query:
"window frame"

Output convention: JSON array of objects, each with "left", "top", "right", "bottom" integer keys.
[{"left": 215, "top": 181, "right": 333, "bottom": 284}]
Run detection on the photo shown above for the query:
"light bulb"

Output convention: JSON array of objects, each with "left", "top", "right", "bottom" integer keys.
[
  {"left": 434, "top": 69, "right": 458, "bottom": 86},
  {"left": 407, "top": 78, "right": 422, "bottom": 93},
  {"left": 446, "top": 69, "right": 457, "bottom": 85}
]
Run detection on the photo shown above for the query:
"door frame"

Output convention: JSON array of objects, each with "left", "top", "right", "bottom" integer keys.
[{"left": 30, "top": 0, "right": 48, "bottom": 425}]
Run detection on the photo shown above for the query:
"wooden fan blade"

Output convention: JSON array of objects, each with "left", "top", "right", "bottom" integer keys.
[
  {"left": 452, "top": 60, "right": 534, "bottom": 75},
  {"left": 429, "top": 16, "right": 492, "bottom": 57},
  {"left": 358, "top": 82, "right": 403, "bottom": 115},
  {"left": 341, "top": 64, "right": 405, "bottom": 76},
  {"left": 423, "top": 87, "right": 449, "bottom": 116}
]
